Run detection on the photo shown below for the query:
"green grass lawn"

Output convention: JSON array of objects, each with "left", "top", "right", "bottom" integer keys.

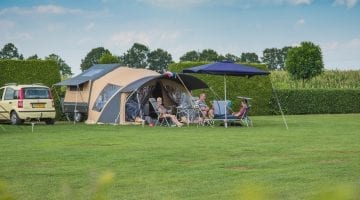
[{"left": 0, "top": 114, "right": 359, "bottom": 200}]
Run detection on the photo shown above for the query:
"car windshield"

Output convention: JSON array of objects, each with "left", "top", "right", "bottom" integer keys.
[{"left": 24, "top": 87, "right": 50, "bottom": 99}]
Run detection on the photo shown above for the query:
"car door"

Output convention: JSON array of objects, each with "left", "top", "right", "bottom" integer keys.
[
  {"left": 0, "top": 87, "right": 16, "bottom": 120},
  {"left": 0, "top": 87, "right": 8, "bottom": 120}
]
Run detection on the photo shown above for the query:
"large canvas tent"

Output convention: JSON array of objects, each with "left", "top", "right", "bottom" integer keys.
[{"left": 55, "top": 64, "right": 208, "bottom": 124}]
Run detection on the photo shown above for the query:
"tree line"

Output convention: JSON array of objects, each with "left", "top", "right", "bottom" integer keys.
[
  {"left": 1, "top": 41, "right": 324, "bottom": 82},
  {"left": 78, "top": 43, "right": 288, "bottom": 72}
]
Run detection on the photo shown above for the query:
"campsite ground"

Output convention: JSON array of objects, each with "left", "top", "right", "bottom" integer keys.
[{"left": 0, "top": 114, "right": 359, "bottom": 200}]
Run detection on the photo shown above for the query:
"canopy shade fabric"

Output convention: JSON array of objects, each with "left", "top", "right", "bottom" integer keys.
[
  {"left": 182, "top": 61, "right": 270, "bottom": 77},
  {"left": 121, "top": 73, "right": 208, "bottom": 92}
]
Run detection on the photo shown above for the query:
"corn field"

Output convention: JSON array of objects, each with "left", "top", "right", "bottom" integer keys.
[{"left": 270, "top": 70, "right": 360, "bottom": 89}]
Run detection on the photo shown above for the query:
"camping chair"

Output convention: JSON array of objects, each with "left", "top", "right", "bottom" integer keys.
[
  {"left": 176, "top": 95, "right": 205, "bottom": 126},
  {"left": 148, "top": 98, "right": 171, "bottom": 127},
  {"left": 193, "top": 99, "right": 214, "bottom": 127},
  {"left": 239, "top": 106, "right": 253, "bottom": 127},
  {"left": 212, "top": 100, "right": 240, "bottom": 126}
]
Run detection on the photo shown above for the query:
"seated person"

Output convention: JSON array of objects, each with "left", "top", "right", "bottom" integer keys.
[
  {"left": 156, "top": 97, "right": 183, "bottom": 127},
  {"left": 197, "top": 93, "right": 214, "bottom": 118},
  {"left": 232, "top": 99, "right": 248, "bottom": 118}
]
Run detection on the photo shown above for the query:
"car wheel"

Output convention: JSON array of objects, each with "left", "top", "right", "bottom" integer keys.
[
  {"left": 74, "top": 112, "right": 83, "bottom": 122},
  {"left": 45, "top": 118, "right": 55, "bottom": 125},
  {"left": 10, "top": 111, "right": 23, "bottom": 125}
]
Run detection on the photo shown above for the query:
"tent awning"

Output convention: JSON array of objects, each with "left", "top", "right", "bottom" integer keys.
[
  {"left": 54, "top": 77, "right": 89, "bottom": 86},
  {"left": 121, "top": 73, "right": 208, "bottom": 92}
]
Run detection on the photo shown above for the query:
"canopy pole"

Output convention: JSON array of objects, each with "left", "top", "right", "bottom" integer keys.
[
  {"left": 270, "top": 80, "right": 288, "bottom": 130},
  {"left": 224, "top": 75, "right": 228, "bottom": 128},
  {"left": 177, "top": 74, "right": 196, "bottom": 108}
]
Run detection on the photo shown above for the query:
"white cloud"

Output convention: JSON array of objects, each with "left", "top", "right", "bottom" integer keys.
[
  {"left": 85, "top": 22, "right": 95, "bottom": 31},
  {"left": 296, "top": 18, "right": 305, "bottom": 25},
  {"left": 321, "top": 38, "right": 360, "bottom": 52},
  {"left": 346, "top": 38, "right": 360, "bottom": 48},
  {"left": 77, "top": 37, "right": 97, "bottom": 45},
  {"left": 35, "top": 5, "right": 67, "bottom": 14},
  {"left": 333, "top": 0, "right": 358, "bottom": 8},
  {"left": 110, "top": 31, "right": 151, "bottom": 47},
  {"left": 322, "top": 38, "right": 360, "bottom": 52},
  {"left": 139, "top": 0, "right": 211, "bottom": 8},
  {"left": 139, "top": 0, "right": 314, "bottom": 8},
  {"left": 290, "top": 0, "right": 312, "bottom": 5},
  {"left": 0, "top": 20, "right": 15, "bottom": 30},
  {"left": 5, "top": 32, "right": 33, "bottom": 41},
  {"left": 108, "top": 30, "right": 181, "bottom": 48},
  {"left": 322, "top": 41, "right": 339, "bottom": 51},
  {"left": 0, "top": 5, "right": 82, "bottom": 16},
  {"left": 46, "top": 23, "right": 64, "bottom": 32}
]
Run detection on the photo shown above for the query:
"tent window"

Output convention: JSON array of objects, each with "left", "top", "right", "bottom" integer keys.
[
  {"left": 125, "top": 85, "right": 154, "bottom": 121},
  {"left": 93, "top": 84, "right": 121, "bottom": 112},
  {"left": 163, "top": 84, "right": 182, "bottom": 105}
]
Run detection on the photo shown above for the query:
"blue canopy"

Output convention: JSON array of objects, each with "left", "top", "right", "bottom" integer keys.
[
  {"left": 182, "top": 61, "right": 270, "bottom": 128},
  {"left": 182, "top": 61, "right": 270, "bottom": 77}
]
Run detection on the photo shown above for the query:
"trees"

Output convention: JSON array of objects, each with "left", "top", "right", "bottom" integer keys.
[
  {"left": 278, "top": 46, "right": 292, "bottom": 70},
  {"left": 262, "top": 47, "right": 292, "bottom": 70},
  {"left": 240, "top": 52, "right": 260, "bottom": 63},
  {"left": 199, "top": 49, "right": 218, "bottom": 62},
  {"left": 27, "top": 54, "right": 40, "bottom": 60},
  {"left": 45, "top": 54, "right": 72, "bottom": 77},
  {"left": 224, "top": 53, "right": 240, "bottom": 62},
  {"left": 80, "top": 47, "right": 110, "bottom": 71},
  {"left": 262, "top": 48, "right": 279, "bottom": 70},
  {"left": 285, "top": 41, "right": 324, "bottom": 83},
  {"left": 99, "top": 53, "right": 120, "bottom": 64},
  {"left": 0, "top": 43, "right": 23, "bottom": 60},
  {"left": 147, "top": 48, "right": 173, "bottom": 73},
  {"left": 179, "top": 49, "right": 220, "bottom": 62},
  {"left": 122, "top": 43, "right": 149, "bottom": 68},
  {"left": 180, "top": 50, "right": 200, "bottom": 62}
]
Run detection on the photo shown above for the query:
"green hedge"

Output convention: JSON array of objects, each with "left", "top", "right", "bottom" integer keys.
[
  {"left": 271, "top": 89, "right": 360, "bottom": 115},
  {"left": 0, "top": 60, "right": 62, "bottom": 119},
  {"left": 169, "top": 62, "right": 272, "bottom": 115},
  {"left": 0, "top": 60, "right": 60, "bottom": 86}
]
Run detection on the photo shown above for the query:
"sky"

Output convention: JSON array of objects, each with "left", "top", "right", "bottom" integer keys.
[{"left": 0, "top": 0, "right": 359, "bottom": 75}]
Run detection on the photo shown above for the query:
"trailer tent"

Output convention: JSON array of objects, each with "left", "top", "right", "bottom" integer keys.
[{"left": 55, "top": 64, "right": 208, "bottom": 124}]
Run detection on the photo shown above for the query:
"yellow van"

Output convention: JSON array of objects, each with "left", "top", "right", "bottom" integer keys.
[{"left": 0, "top": 84, "right": 56, "bottom": 125}]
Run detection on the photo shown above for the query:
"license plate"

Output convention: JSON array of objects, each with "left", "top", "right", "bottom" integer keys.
[{"left": 32, "top": 103, "right": 45, "bottom": 108}]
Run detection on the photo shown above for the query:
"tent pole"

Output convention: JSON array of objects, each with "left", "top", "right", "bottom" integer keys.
[
  {"left": 74, "top": 82, "right": 79, "bottom": 125},
  {"left": 136, "top": 92, "right": 143, "bottom": 121},
  {"left": 209, "top": 87, "right": 221, "bottom": 100},
  {"left": 224, "top": 75, "right": 227, "bottom": 128},
  {"left": 271, "top": 80, "right": 288, "bottom": 130}
]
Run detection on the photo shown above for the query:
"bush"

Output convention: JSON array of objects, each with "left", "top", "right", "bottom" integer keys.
[
  {"left": 169, "top": 62, "right": 272, "bottom": 115},
  {"left": 270, "top": 70, "right": 360, "bottom": 89},
  {"left": 0, "top": 60, "right": 62, "bottom": 119},
  {"left": 271, "top": 89, "right": 360, "bottom": 115}
]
